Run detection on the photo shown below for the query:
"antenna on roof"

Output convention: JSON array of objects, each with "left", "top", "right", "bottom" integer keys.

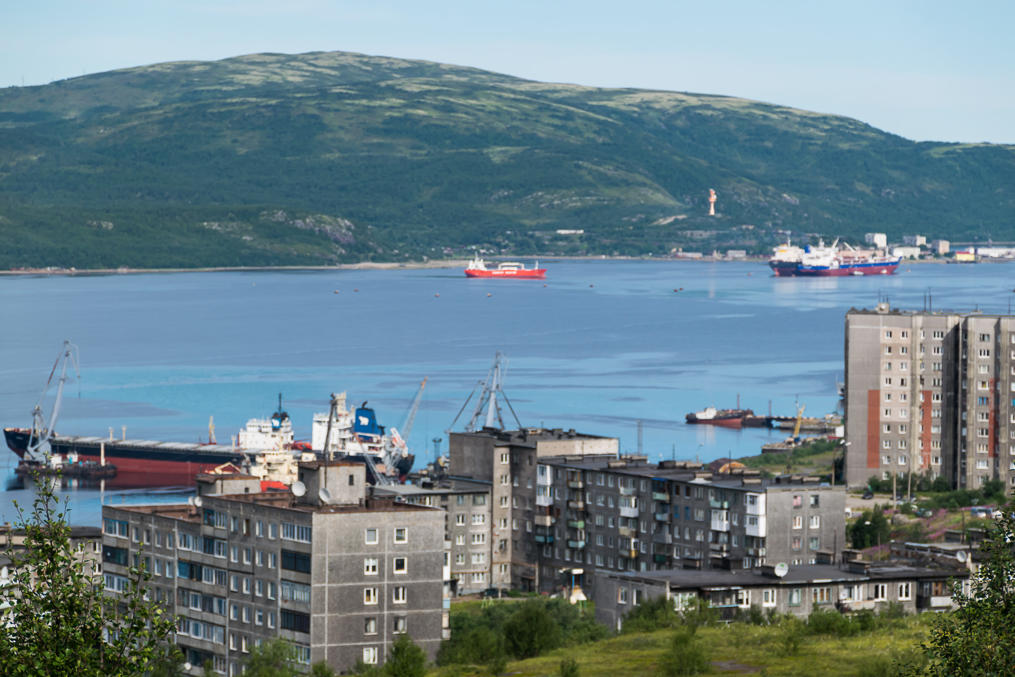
[{"left": 319, "top": 487, "right": 332, "bottom": 505}]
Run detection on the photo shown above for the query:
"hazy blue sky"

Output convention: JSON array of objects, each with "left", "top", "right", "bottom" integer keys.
[{"left": 4, "top": 1, "right": 1013, "bottom": 143}]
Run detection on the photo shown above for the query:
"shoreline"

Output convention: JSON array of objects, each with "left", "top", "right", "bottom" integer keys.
[{"left": 0, "top": 255, "right": 959, "bottom": 277}]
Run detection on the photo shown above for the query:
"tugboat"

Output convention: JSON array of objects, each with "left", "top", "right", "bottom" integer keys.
[{"left": 464, "top": 256, "right": 546, "bottom": 279}]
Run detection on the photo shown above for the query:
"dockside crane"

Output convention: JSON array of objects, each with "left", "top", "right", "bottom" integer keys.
[
  {"left": 447, "top": 352, "right": 522, "bottom": 434},
  {"left": 26, "top": 340, "right": 80, "bottom": 463}
]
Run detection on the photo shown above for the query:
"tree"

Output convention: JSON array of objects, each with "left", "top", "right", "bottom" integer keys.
[
  {"left": 0, "top": 474, "right": 175, "bottom": 676},
  {"left": 383, "top": 634, "right": 426, "bottom": 677},
  {"left": 657, "top": 627, "right": 709, "bottom": 676},
  {"left": 923, "top": 508, "right": 1015, "bottom": 674},
  {"left": 503, "top": 600, "right": 564, "bottom": 659},
  {"left": 241, "top": 638, "right": 300, "bottom": 677}
]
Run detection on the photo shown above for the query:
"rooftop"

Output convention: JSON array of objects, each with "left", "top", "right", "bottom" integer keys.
[
  {"left": 105, "top": 493, "right": 440, "bottom": 519},
  {"left": 453, "top": 427, "right": 615, "bottom": 447}
]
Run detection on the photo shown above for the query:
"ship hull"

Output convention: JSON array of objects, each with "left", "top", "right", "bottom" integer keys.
[
  {"left": 465, "top": 269, "right": 546, "bottom": 279},
  {"left": 4, "top": 427, "right": 248, "bottom": 488},
  {"left": 769, "top": 261, "right": 900, "bottom": 277}
]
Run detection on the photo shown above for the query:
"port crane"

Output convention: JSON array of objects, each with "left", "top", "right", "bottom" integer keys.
[
  {"left": 26, "top": 340, "right": 80, "bottom": 463},
  {"left": 447, "top": 352, "right": 522, "bottom": 433}
]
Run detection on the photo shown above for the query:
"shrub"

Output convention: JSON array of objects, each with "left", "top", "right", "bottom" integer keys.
[
  {"left": 777, "top": 617, "right": 804, "bottom": 656},
  {"left": 806, "top": 609, "right": 855, "bottom": 637},
  {"left": 503, "top": 600, "right": 564, "bottom": 659},
  {"left": 657, "top": 628, "right": 710, "bottom": 676},
  {"left": 622, "top": 595, "right": 682, "bottom": 633},
  {"left": 558, "top": 656, "right": 580, "bottom": 677}
]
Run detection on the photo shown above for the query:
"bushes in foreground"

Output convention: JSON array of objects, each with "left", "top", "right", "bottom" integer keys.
[{"left": 437, "top": 598, "right": 608, "bottom": 670}]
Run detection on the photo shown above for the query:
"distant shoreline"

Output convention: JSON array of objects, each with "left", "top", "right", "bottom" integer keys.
[{"left": 0, "top": 255, "right": 956, "bottom": 277}]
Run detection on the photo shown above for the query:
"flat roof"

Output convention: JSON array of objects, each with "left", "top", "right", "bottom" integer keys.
[{"left": 105, "top": 493, "right": 440, "bottom": 518}]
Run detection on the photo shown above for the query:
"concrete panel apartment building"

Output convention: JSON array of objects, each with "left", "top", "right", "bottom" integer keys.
[
  {"left": 530, "top": 456, "right": 845, "bottom": 593},
  {"left": 372, "top": 477, "right": 495, "bottom": 595},
  {"left": 101, "top": 462, "right": 447, "bottom": 676},
  {"left": 845, "top": 303, "right": 1015, "bottom": 489},
  {"left": 448, "top": 428, "right": 619, "bottom": 592}
]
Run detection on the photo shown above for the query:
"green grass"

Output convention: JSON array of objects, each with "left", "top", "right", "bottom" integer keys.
[
  {"left": 738, "top": 439, "right": 840, "bottom": 477},
  {"left": 429, "top": 614, "right": 933, "bottom": 676}
]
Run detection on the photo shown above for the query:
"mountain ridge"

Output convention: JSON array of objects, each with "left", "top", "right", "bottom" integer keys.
[{"left": 1, "top": 50, "right": 1012, "bottom": 268}]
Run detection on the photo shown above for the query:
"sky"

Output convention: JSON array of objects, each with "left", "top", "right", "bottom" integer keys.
[{"left": 3, "top": 0, "right": 1013, "bottom": 144}]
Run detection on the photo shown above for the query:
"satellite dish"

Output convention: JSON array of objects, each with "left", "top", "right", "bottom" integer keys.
[
  {"left": 187, "top": 496, "right": 195, "bottom": 507},
  {"left": 291, "top": 481, "right": 307, "bottom": 498},
  {"left": 773, "top": 562, "right": 789, "bottom": 578},
  {"left": 956, "top": 550, "right": 968, "bottom": 563},
  {"left": 193, "top": 496, "right": 203, "bottom": 508},
  {"left": 319, "top": 487, "right": 332, "bottom": 504}
]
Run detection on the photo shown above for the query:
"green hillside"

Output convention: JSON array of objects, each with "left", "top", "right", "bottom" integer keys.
[{"left": 1, "top": 50, "right": 1013, "bottom": 268}]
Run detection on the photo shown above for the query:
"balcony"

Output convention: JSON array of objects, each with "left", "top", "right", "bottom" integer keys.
[
  {"left": 745, "top": 547, "right": 766, "bottom": 557},
  {"left": 710, "top": 516, "right": 730, "bottom": 532},
  {"left": 619, "top": 505, "right": 639, "bottom": 519},
  {"left": 567, "top": 500, "right": 585, "bottom": 510},
  {"left": 536, "top": 472, "right": 552, "bottom": 486},
  {"left": 653, "top": 553, "right": 668, "bottom": 564},
  {"left": 652, "top": 532, "right": 673, "bottom": 545},
  {"left": 567, "top": 519, "right": 585, "bottom": 529},
  {"left": 536, "top": 493, "right": 553, "bottom": 507},
  {"left": 618, "top": 526, "right": 635, "bottom": 538},
  {"left": 534, "top": 515, "right": 555, "bottom": 527},
  {"left": 652, "top": 491, "right": 670, "bottom": 502},
  {"left": 709, "top": 499, "right": 730, "bottom": 510},
  {"left": 917, "top": 594, "right": 954, "bottom": 610},
  {"left": 654, "top": 512, "right": 669, "bottom": 522},
  {"left": 619, "top": 486, "right": 635, "bottom": 496},
  {"left": 567, "top": 480, "right": 584, "bottom": 490},
  {"left": 567, "top": 540, "right": 586, "bottom": 550},
  {"left": 745, "top": 518, "right": 766, "bottom": 538},
  {"left": 534, "top": 534, "right": 554, "bottom": 544}
]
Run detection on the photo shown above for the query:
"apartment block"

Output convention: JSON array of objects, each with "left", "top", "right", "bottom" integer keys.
[
  {"left": 372, "top": 477, "right": 494, "bottom": 595},
  {"left": 530, "top": 455, "right": 844, "bottom": 594},
  {"left": 593, "top": 561, "right": 967, "bottom": 631},
  {"left": 101, "top": 462, "right": 446, "bottom": 676},
  {"left": 845, "top": 304, "right": 1015, "bottom": 489},
  {"left": 448, "top": 428, "right": 618, "bottom": 591}
]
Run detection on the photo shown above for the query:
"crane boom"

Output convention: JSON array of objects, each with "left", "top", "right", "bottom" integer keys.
[{"left": 27, "top": 340, "right": 80, "bottom": 462}]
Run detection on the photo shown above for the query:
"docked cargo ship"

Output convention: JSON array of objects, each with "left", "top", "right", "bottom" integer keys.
[
  {"left": 685, "top": 406, "right": 755, "bottom": 429},
  {"left": 769, "top": 240, "right": 901, "bottom": 277},
  {"left": 5, "top": 396, "right": 414, "bottom": 487},
  {"left": 464, "top": 256, "right": 546, "bottom": 279}
]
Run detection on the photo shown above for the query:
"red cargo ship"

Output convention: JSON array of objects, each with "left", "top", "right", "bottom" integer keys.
[{"left": 464, "top": 256, "right": 546, "bottom": 279}]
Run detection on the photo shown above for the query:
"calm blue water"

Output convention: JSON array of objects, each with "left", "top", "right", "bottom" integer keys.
[{"left": 2, "top": 260, "right": 1013, "bottom": 525}]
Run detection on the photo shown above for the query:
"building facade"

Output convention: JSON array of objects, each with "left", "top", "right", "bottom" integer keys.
[
  {"left": 530, "top": 456, "right": 845, "bottom": 595},
  {"left": 845, "top": 304, "right": 1015, "bottom": 489},
  {"left": 373, "top": 477, "right": 494, "bottom": 595},
  {"left": 101, "top": 462, "right": 446, "bottom": 676},
  {"left": 593, "top": 561, "right": 968, "bottom": 631},
  {"left": 448, "top": 428, "right": 618, "bottom": 591}
]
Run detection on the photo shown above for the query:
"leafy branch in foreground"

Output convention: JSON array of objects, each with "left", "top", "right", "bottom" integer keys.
[
  {"left": 0, "top": 475, "right": 175, "bottom": 676},
  {"left": 922, "top": 504, "right": 1015, "bottom": 675}
]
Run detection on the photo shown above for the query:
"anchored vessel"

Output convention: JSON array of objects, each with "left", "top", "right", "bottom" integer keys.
[
  {"left": 769, "top": 240, "right": 901, "bottom": 277},
  {"left": 685, "top": 406, "right": 755, "bottom": 429},
  {"left": 464, "top": 256, "right": 546, "bottom": 279}
]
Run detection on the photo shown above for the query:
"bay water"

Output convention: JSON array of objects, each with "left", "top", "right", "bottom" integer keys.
[{"left": 2, "top": 259, "right": 1012, "bottom": 525}]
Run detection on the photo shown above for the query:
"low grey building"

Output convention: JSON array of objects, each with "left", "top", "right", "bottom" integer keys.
[
  {"left": 594, "top": 561, "right": 969, "bottom": 631},
  {"left": 101, "top": 461, "right": 447, "bottom": 676}
]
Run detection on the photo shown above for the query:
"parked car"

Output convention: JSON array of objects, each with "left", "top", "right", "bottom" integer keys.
[{"left": 862, "top": 490, "right": 874, "bottom": 500}]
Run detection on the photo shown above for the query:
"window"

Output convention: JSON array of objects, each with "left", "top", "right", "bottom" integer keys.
[
  {"left": 280, "top": 609, "right": 310, "bottom": 633},
  {"left": 364, "top": 588, "right": 378, "bottom": 605},
  {"left": 393, "top": 586, "right": 406, "bottom": 604},
  {"left": 788, "top": 589, "right": 801, "bottom": 606},
  {"left": 394, "top": 528, "right": 407, "bottom": 544},
  {"left": 809, "top": 537, "right": 820, "bottom": 550},
  {"left": 872, "top": 583, "right": 887, "bottom": 601},
  {"left": 363, "top": 647, "right": 378, "bottom": 665},
  {"left": 471, "top": 513, "right": 486, "bottom": 525},
  {"left": 812, "top": 587, "right": 831, "bottom": 604},
  {"left": 365, "top": 528, "right": 378, "bottom": 544},
  {"left": 898, "top": 583, "right": 911, "bottom": 600},
  {"left": 792, "top": 516, "right": 802, "bottom": 529},
  {"left": 394, "top": 616, "right": 407, "bottom": 634},
  {"left": 364, "top": 558, "right": 378, "bottom": 575},
  {"left": 762, "top": 589, "right": 776, "bottom": 607},
  {"left": 618, "top": 587, "right": 628, "bottom": 604},
  {"left": 281, "top": 550, "right": 311, "bottom": 574},
  {"left": 809, "top": 515, "right": 820, "bottom": 529},
  {"left": 393, "top": 557, "right": 407, "bottom": 574}
]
